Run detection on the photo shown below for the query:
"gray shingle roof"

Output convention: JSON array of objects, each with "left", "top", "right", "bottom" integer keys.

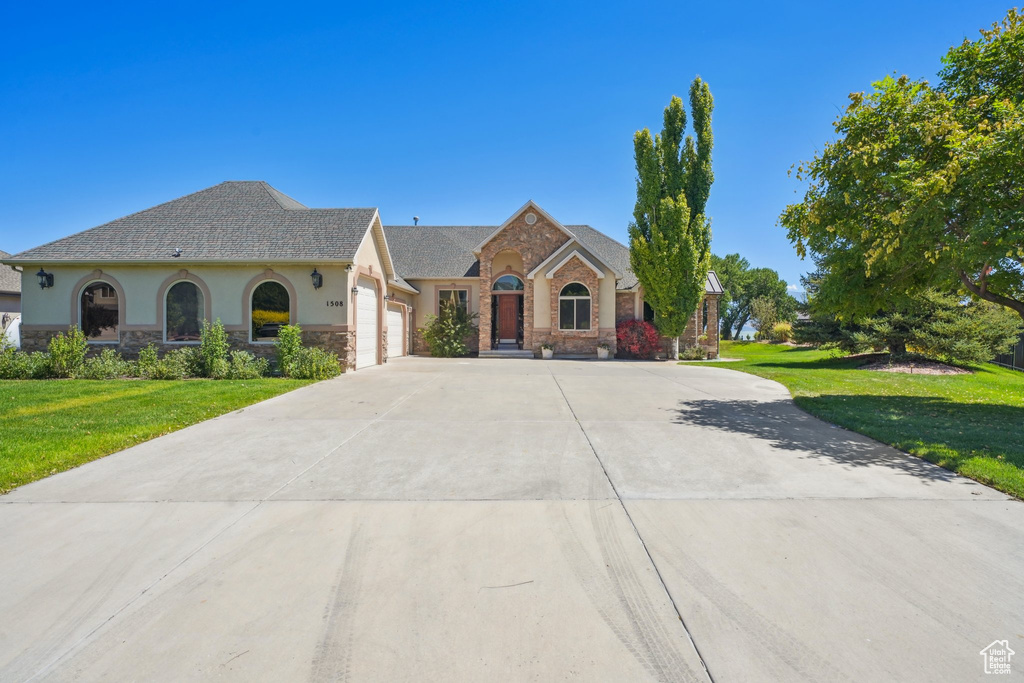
[
  {"left": 0, "top": 251, "right": 20, "bottom": 294},
  {"left": 384, "top": 223, "right": 720, "bottom": 293},
  {"left": 384, "top": 223, "right": 644, "bottom": 289},
  {"left": 4, "top": 182, "right": 377, "bottom": 263},
  {"left": 384, "top": 226, "right": 494, "bottom": 279}
]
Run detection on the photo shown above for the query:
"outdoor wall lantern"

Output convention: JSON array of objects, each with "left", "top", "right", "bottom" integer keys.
[
  {"left": 351, "top": 286, "right": 359, "bottom": 294},
  {"left": 310, "top": 268, "right": 323, "bottom": 290},
  {"left": 36, "top": 268, "right": 53, "bottom": 289},
  {"left": 345, "top": 264, "right": 353, "bottom": 272}
]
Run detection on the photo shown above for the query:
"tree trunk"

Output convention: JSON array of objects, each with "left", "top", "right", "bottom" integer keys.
[
  {"left": 672, "top": 336, "right": 680, "bottom": 359},
  {"left": 889, "top": 339, "right": 907, "bottom": 356},
  {"left": 734, "top": 315, "right": 750, "bottom": 340},
  {"left": 958, "top": 270, "right": 1024, "bottom": 322}
]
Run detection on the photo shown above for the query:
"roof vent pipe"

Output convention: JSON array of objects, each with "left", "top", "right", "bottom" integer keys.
[{"left": 413, "top": 216, "right": 419, "bottom": 226}]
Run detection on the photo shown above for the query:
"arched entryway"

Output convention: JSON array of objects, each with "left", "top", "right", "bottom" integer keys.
[{"left": 491, "top": 273, "right": 524, "bottom": 349}]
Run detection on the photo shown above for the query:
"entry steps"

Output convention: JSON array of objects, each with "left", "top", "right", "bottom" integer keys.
[{"left": 479, "top": 348, "right": 535, "bottom": 358}]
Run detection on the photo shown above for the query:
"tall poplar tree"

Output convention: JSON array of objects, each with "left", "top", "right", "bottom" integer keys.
[{"left": 629, "top": 78, "right": 715, "bottom": 357}]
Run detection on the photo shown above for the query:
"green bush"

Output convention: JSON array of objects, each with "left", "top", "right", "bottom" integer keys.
[
  {"left": 771, "top": 321, "right": 794, "bottom": 342},
  {"left": 679, "top": 346, "right": 707, "bottom": 360},
  {"left": 136, "top": 344, "right": 160, "bottom": 378},
  {"left": 79, "top": 348, "right": 133, "bottom": 379},
  {"left": 275, "top": 324, "right": 303, "bottom": 376},
  {"left": 198, "top": 319, "right": 230, "bottom": 378},
  {"left": 145, "top": 348, "right": 198, "bottom": 380},
  {"left": 422, "top": 305, "right": 478, "bottom": 358},
  {"left": 0, "top": 347, "right": 51, "bottom": 379},
  {"left": 288, "top": 347, "right": 342, "bottom": 380},
  {"left": 226, "top": 350, "right": 269, "bottom": 379},
  {"left": 48, "top": 326, "right": 89, "bottom": 378}
]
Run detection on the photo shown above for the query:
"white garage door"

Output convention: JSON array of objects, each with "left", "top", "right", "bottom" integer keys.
[
  {"left": 387, "top": 304, "right": 405, "bottom": 359},
  {"left": 356, "top": 278, "right": 379, "bottom": 369}
]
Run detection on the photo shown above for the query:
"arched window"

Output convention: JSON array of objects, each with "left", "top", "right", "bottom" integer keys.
[
  {"left": 81, "top": 282, "right": 119, "bottom": 342},
  {"left": 702, "top": 299, "right": 709, "bottom": 333},
  {"left": 165, "top": 281, "right": 204, "bottom": 342},
  {"left": 558, "top": 282, "right": 591, "bottom": 330},
  {"left": 251, "top": 281, "right": 290, "bottom": 341},
  {"left": 493, "top": 275, "right": 524, "bottom": 291}
]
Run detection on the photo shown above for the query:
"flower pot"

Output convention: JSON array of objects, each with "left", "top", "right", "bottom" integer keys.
[
  {"left": 597, "top": 347, "right": 609, "bottom": 360},
  {"left": 541, "top": 348, "right": 554, "bottom": 359}
]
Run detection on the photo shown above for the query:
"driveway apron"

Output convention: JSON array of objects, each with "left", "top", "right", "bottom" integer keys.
[{"left": 1, "top": 358, "right": 1019, "bottom": 682}]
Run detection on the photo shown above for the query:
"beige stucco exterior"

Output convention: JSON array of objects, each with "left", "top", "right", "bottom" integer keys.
[{"left": 8, "top": 195, "right": 721, "bottom": 363}]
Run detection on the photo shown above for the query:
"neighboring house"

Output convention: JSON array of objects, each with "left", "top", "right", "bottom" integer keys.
[
  {"left": 0, "top": 250, "right": 21, "bottom": 314},
  {"left": 0, "top": 182, "right": 722, "bottom": 369}
]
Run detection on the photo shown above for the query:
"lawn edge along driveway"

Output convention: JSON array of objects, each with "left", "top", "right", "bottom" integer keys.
[
  {"left": 690, "top": 341, "right": 1024, "bottom": 499},
  {"left": 0, "top": 378, "right": 312, "bottom": 493}
]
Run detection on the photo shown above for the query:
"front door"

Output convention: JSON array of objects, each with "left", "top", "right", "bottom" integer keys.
[{"left": 498, "top": 295, "right": 517, "bottom": 343}]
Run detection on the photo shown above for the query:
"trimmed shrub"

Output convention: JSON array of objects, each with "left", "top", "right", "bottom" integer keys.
[
  {"left": 226, "top": 350, "right": 269, "bottom": 379},
  {"left": 615, "top": 319, "right": 660, "bottom": 359},
  {"left": 79, "top": 348, "right": 133, "bottom": 379},
  {"left": 198, "top": 319, "right": 230, "bottom": 378},
  {"left": 48, "top": 326, "right": 88, "bottom": 378},
  {"left": 289, "top": 347, "right": 342, "bottom": 380},
  {"left": 275, "top": 324, "right": 303, "bottom": 376},
  {"left": 136, "top": 344, "right": 160, "bottom": 378},
  {"left": 771, "top": 322, "right": 794, "bottom": 342},
  {"left": 0, "top": 347, "right": 51, "bottom": 379},
  {"left": 679, "top": 346, "right": 706, "bottom": 360}
]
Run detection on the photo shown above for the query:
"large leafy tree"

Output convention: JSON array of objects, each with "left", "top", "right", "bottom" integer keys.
[
  {"left": 780, "top": 9, "right": 1024, "bottom": 321},
  {"left": 712, "top": 253, "right": 797, "bottom": 339},
  {"left": 629, "top": 78, "right": 714, "bottom": 356},
  {"left": 710, "top": 253, "right": 749, "bottom": 339}
]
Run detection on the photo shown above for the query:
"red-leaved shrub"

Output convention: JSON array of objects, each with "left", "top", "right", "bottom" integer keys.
[{"left": 616, "top": 319, "right": 660, "bottom": 359}]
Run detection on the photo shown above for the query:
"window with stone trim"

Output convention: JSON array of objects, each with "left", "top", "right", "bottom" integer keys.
[
  {"left": 438, "top": 289, "right": 468, "bottom": 316},
  {"left": 165, "top": 281, "right": 204, "bottom": 342},
  {"left": 558, "top": 282, "right": 591, "bottom": 331}
]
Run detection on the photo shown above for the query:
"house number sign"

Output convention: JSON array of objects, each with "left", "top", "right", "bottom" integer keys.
[{"left": 325, "top": 300, "right": 345, "bottom": 307}]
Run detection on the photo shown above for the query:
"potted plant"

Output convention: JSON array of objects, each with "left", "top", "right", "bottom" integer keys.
[
  {"left": 540, "top": 342, "right": 554, "bottom": 359},
  {"left": 596, "top": 343, "right": 610, "bottom": 360}
]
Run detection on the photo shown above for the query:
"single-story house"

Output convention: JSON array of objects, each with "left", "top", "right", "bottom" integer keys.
[
  {"left": 1, "top": 181, "right": 722, "bottom": 369},
  {"left": 0, "top": 250, "right": 21, "bottom": 314}
]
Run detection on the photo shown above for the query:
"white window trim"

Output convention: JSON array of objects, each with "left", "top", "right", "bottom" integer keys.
[{"left": 558, "top": 282, "right": 592, "bottom": 331}]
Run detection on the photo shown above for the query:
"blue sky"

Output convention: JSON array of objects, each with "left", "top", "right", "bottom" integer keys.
[{"left": 0, "top": 1, "right": 1012, "bottom": 288}]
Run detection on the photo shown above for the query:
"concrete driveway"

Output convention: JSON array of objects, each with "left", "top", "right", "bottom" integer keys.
[{"left": 1, "top": 358, "right": 1021, "bottom": 681}]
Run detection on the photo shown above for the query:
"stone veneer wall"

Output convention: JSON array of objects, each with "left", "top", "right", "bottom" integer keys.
[
  {"left": 477, "top": 211, "right": 569, "bottom": 353},
  {"left": 536, "top": 254, "right": 615, "bottom": 356},
  {"left": 615, "top": 292, "right": 635, "bottom": 322},
  {"left": 19, "top": 327, "right": 358, "bottom": 370}
]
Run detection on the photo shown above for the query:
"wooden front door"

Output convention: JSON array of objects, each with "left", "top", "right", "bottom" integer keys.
[{"left": 498, "top": 295, "right": 518, "bottom": 342}]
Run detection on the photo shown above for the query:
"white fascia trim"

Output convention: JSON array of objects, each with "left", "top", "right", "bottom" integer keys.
[
  {"left": 471, "top": 200, "right": 576, "bottom": 254},
  {"left": 544, "top": 250, "right": 605, "bottom": 280},
  {"left": 369, "top": 210, "right": 396, "bottom": 281},
  {"left": 525, "top": 239, "right": 575, "bottom": 278},
  {"left": 389, "top": 279, "right": 419, "bottom": 294}
]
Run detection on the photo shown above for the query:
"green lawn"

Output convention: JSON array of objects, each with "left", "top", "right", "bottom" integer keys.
[
  {"left": 0, "top": 379, "right": 311, "bottom": 493},
  {"left": 691, "top": 341, "right": 1024, "bottom": 498}
]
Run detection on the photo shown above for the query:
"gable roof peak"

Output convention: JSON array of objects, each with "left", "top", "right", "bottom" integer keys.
[{"left": 472, "top": 199, "right": 576, "bottom": 254}]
